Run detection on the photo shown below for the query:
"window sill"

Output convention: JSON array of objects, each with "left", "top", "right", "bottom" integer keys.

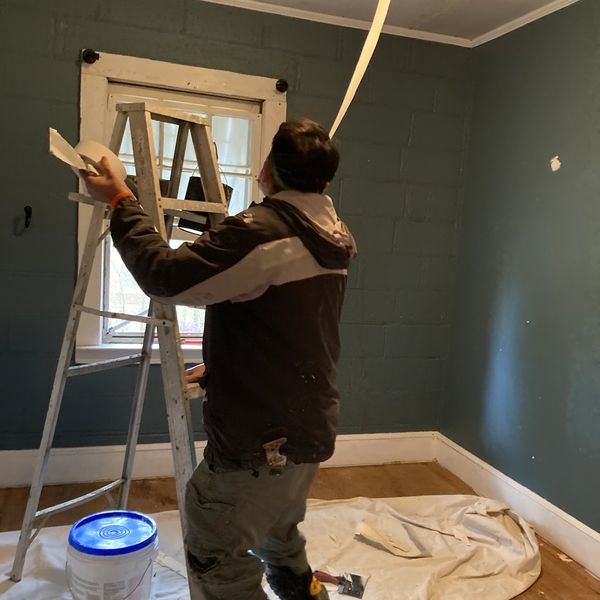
[{"left": 76, "top": 344, "right": 203, "bottom": 365}]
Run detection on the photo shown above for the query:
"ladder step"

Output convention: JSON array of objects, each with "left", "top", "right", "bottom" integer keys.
[
  {"left": 75, "top": 305, "right": 173, "bottom": 327},
  {"left": 35, "top": 479, "right": 124, "bottom": 521},
  {"left": 69, "top": 193, "right": 226, "bottom": 215},
  {"left": 68, "top": 192, "right": 108, "bottom": 208},
  {"left": 164, "top": 209, "right": 208, "bottom": 226},
  {"left": 67, "top": 354, "right": 144, "bottom": 377},
  {"left": 160, "top": 197, "right": 227, "bottom": 214},
  {"left": 116, "top": 102, "right": 209, "bottom": 126}
]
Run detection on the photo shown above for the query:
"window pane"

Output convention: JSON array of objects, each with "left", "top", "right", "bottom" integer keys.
[
  {"left": 178, "top": 171, "right": 195, "bottom": 199},
  {"left": 104, "top": 239, "right": 205, "bottom": 340},
  {"left": 184, "top": 130, "right": 197, "bottom": 163},
  {"left": 162, "top": 123, "right": 178, "bottom": 164},
  {"left": 177, "top": 304, "right": 205, "bottom": 337},
  {"left": 120, "top": 121, "right": 133, "bottom": 159},
  {"left": 105, "top": 243, "right": 149, "bottom": 337},
  {"left": 223, "top": 175, "right": 251, "bottom": 215},
  {"left": 212, "top": 115, "right": 250, "bottom": 166}
]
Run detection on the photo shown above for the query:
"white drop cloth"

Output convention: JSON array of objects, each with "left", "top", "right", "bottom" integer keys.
[{"left": 0, "top": 495, "right": 540, "bottom": 600}]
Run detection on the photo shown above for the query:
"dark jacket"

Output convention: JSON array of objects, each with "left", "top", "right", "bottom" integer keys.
[{"left": 111, "top": 190, "right": 357, "bottom": 470}]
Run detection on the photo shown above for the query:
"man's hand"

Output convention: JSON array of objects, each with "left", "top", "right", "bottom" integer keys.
[
  {"left": 80, "top": 156, "right": 132, "bottom": 204},
  {"left": 185, "top": 363, "right": 206, "bottom": 384}
]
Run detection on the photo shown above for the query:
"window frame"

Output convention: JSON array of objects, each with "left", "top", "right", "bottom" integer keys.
[
  {"left": 102, "top": 84, "right": 261, "bottom": 344},
  {"left": 76, "top": 52, "right": 286, "bottom": 363}
]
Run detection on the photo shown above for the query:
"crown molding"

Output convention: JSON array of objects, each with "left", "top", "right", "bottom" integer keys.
[
  {"left": 471, "top": 0, "right": 581, "bottom": 47},
  {"left": 198, "top": 0, "right": 471, "bottom": 47},
  {"left": 197, "top": 0, "right": 582, "bottom": 48}
]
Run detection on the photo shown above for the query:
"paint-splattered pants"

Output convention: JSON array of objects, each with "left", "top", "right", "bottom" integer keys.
[{"left": 185, "top": 460, "right": 322, "bottom": 600}]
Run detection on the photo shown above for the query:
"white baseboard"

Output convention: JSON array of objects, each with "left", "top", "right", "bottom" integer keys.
[
  {"left": 0, "top": 442, "right": 198, "bottom": 488},
  {"left": 0, "top": 432, "right": 436, "bottom": 488},
  {"left": 323, "top": 432, "right": 437, "bottom": 468},
  {"left": 1, "top": 431, "right": 598, "bottom": 579},
  {"left": 435, "top": 433, "right": 600, "bottom": 579}
]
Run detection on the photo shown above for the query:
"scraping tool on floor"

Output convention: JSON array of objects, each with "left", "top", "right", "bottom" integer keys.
[{"left": 314, "top": 570, "right": 365, "bottom": 598}]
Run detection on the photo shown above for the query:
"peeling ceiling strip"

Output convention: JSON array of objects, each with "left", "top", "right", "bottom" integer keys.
[{"left": 329, "top": 0, "right": 391, "bottom": 138}]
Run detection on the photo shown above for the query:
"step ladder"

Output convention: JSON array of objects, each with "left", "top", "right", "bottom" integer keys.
[{"left": 10, "top": 102, "right": 229, "bottom": 585}]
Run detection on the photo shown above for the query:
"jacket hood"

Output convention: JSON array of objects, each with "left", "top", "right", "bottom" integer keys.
[{"left": 262, "top": 191, "right": 357, "bottom": 270}]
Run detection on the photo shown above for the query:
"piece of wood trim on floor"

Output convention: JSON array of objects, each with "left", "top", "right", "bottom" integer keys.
[
  {"left": 0, "top": 432, "right": 437, "bottom": 487},
  {"left": 435, "top": 433, "right": 600, "bottom": 580}
]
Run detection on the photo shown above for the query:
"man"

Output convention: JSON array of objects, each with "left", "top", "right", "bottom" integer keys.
[{"left": 82, "top": 118, "right": 356, "bottom": 600}]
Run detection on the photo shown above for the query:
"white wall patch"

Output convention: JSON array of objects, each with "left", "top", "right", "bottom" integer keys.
[{"left": 550, "top": 156, "right": 562, "bottom": 172}]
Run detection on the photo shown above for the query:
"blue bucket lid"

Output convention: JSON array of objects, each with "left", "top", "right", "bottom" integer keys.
[{"left": 68, "top": 510, "right": 157, "bottom": 556}]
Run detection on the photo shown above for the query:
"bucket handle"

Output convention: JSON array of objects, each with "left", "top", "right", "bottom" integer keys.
[
  {"left": 121, "top": 560, "right": 153, "bottom": 600},
  {"left": 67, "top": 559, "right": 153, "bottom": 600}
]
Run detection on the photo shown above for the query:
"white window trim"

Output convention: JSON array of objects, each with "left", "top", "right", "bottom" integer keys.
[{"left": 76, "top": 52, "right": 286, "bottom": 363}]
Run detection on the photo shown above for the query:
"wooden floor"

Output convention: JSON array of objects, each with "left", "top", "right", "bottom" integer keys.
[{"left": 1, "top": 463, "right": 599, "bottom": 599}]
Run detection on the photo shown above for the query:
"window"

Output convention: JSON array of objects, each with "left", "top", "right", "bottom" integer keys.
[{"left": 77, "top": 53, "right": 286, "bottom": 362}]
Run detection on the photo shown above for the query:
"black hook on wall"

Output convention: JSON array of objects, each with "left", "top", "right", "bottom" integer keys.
[
  {"left": 24, "top": 206, "right": 32, "bottom": 228},
  {"left": 13, "top": 205, "right": 32, "bottom": 236}
]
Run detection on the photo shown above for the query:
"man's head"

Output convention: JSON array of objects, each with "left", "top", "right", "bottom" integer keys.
[{"left": 259, "top": 118, "right": 339, "bottom": 196}]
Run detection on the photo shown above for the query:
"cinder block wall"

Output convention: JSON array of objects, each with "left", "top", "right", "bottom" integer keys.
[{"left": 0, "top": 0, "right": 472, "bottom": 449}]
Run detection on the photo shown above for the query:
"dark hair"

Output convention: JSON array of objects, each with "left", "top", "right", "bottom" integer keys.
[{"left": 269, "top": 118, "right": 339, "bottom": 193}]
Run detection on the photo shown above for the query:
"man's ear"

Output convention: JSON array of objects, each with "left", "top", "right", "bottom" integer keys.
[
  {"left": 258, "top": 158, "right": 274, "bottom": 196},
  {"left": 264, "top": 158, "right": 275, "bottom": 188}
]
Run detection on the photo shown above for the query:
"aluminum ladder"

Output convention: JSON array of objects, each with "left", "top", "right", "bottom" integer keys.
[{"left": 10, "top": 101, "right": 228, "bottom": 586}]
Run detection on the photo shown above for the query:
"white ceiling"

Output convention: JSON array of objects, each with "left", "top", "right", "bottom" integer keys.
[{"left": 203, "top": 0, "right": 580, "bottom": 46}]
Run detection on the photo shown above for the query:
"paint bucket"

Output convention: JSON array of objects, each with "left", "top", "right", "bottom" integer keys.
[{"left": 66, "top": 510, "right": 158, "bottom": 600}]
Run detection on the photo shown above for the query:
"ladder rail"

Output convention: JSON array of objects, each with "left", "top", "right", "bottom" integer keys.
[
  {"left": 118, "top": 318, "right": 156, "bottom": 508},
  {"left": 189, "top": 122, "right": 228, "bottom": 227},
  {"left": 10, "top": 202, "right": 107, "bottom": 582},
  {"left": 167, "top": 122, "right": 190, "bottom": 198},
  {"left": 110, "top": 111, "right": 128, "bottom": 153},
  {"left": 129, "top": 108, "right": 197, "bottom": 539},
  {"left": 159, "top": 119, "right": 200, "bottom": 507}
]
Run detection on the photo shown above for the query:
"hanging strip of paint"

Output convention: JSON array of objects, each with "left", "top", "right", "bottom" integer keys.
[{"left": 329, "top": 0, "right": 391, "bottom": 138}]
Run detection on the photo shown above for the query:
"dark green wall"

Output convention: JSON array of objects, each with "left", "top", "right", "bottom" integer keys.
[
  {"left": 444, "top": 0, "right": 600, "bottom": 531},
  {"left": 0, "top": 0, "right": 471, "bottom": 450}
]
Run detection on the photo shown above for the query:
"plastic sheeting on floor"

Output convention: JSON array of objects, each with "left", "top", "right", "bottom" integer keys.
[{"left": 0, "top": 494, "right": 540, "bottom": 600}]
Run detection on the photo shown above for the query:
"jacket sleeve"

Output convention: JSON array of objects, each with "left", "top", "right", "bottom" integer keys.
[
  {"left": 111, "top": 198, "right": 348, "bottom": 306},
  {"left": 110, "top": 197, "right": 272, "bottom": 305}
]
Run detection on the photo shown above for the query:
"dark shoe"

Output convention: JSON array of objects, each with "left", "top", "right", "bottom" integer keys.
[{"left": 265, "top": 564, "right": 329, "bottom": 600}]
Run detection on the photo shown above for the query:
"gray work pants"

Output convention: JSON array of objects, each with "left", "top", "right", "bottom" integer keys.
[{"left": 185, "top": 459, "right": 319, "bottom": 600}]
